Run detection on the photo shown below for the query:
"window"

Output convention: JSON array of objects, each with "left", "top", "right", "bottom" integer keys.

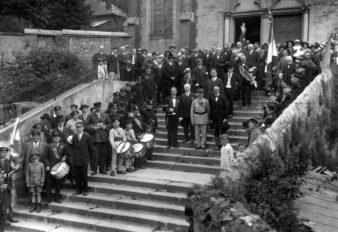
[{"left": 151, "top": 0, "right": 173, "bottom": 36}]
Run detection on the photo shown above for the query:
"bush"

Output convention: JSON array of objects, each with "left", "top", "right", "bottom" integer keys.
[
  {"left": 1, "top": 47, "right": 90, "bottom": 99},
  {"left": 244, "top": 143, "right": 310, "bottom": 232}
]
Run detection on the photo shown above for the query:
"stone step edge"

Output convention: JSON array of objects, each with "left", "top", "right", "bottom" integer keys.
[
  {"left": 48, "top": 201, "right": 188, "bottom": 227},
  {"left": 14, "top": 208, "right": 154, "bottom": 232}
]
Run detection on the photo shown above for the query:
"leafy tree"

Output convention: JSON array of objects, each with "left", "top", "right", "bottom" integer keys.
[{"left": 0, "top": 0, "right": 93, "bottom": 32}]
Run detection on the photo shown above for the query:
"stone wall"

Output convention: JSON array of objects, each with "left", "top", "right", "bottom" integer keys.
[
  {"left": 0, "top": 29, "right": 133, "bottom": 65},
  {"left": 0, "top": 79, "right": 127, "bottom": 203},
  {"left": 232, "top": 49, "right": 334, "bottom": 182}
]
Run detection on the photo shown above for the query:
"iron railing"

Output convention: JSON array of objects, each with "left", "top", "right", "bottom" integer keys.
[{"left": 1, "top": 65, "right": 93, "bottom": 127}]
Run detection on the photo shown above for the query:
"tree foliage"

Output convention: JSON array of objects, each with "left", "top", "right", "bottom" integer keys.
[{"left": 0, "top": 0, "right": 93, "bottom": 32}]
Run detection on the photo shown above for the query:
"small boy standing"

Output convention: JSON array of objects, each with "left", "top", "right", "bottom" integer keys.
[
  {"left": 220, "top": 134, "right": 237, "bottom": 172},
  {"left": 26, "top": 153, "right": 45, "bottom": 213}
]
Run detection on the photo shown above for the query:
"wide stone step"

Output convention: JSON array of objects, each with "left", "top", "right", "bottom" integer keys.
[
  {"left": 156, "top": 110, "right": 263, "bottom": 118},
  {"left": 157, "top": 121, "right": 244, "bottom": 130},
  {"left": 155, "top": 136, "right": 247, "bottom": 147},
  {"left": 60, "top": 189, "right": 185, "bottom": 217},
  {"left": 157, "top": 116, "right": 255, "bottom": 124},
  {"left": 154, "top": 145, "right": 223, "bottom": 157},
  {"left": 48, "top": 201, "right": 188, "bottom": 231},
  {"left": 146, "top": 160, "right": 221, "bottom": 174},
  {"left": 14, "top": 208, "right": 154, "bottom": 232},
  {"left": 153, "top": 152, "right": 220, "bottom": 166},
  {"left": 156, "top": 128, "right": 247, "bottom": 138},
  {"left": 86, "top": 182, "right": 187, "bottom": 204},
  {"left": 88, "top": 174, "right": 195, "bottom": 193}
]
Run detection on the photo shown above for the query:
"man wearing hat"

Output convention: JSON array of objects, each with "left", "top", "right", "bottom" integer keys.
[
  {"left": 107, "top": 47, "right": 119, "bottom": 80},
  {"left": 190, "top": 88, "right": 210, "bottom": 150},
  {"left": 54, "top": 115, "right": 72, "bottom": 144},
  {"left": 65, "top": 104, "right": 78, "bottom": 125},
  {"left": 86, "top": 102, "right": 111, "bottom": 175},
  {"left": 92, "top": 45, "right": 108, "bottom": 78},
  {"left": 70, "top": 121, "right": 94, "bottom": 196},
  {"left": 0, "top": 146, "right": 20, "bottom": 225},
  {"left": 118, "top": 46, "right": 132, "bottom": 81},
  {"left": 169, "top": 44, "right": 176, "bottom": 57},
  {"left": 176, "top": 55, "right": 189, "bottom": 94},
  {"left": 40, "top": 113, "right": 52, "bottom": 143},
  {"left": 117, "top": 103, "right": 129, "bottom": 129},
  {"left": 51, "top": 105, "right": 62, "bottom": 129},
  {"left": 193, "top": 58, "right": 208, "bottom": 90},
  {"left": 79, "top": 104, "right": 90, "bottom": 123},
  {"left": 248, "top": 118, "right": 262, "bottom": 145},
  {"left": 45, "top": 130, "right": 67, "bottom": 203},
  {"left": 154, "top": 54, "right": 165, "bottom": 104},
  {"left": 163, "top": 54, "right": 179, "bottom": 98},
  {"left": 135, "top": 48, "right": 145, "bottom": 76},
  {"left": 23, "top": 130, "right": 48, "bottom": 173}
]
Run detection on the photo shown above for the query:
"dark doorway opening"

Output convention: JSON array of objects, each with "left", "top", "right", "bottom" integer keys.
[{"left": 234, "top": 16, "right": 261, "bottom": 44}]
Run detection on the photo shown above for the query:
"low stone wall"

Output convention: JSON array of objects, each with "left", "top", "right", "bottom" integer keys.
[
  {"left": 0, "top": 79, "right": 126, "bottom": 203},
  {"left": 233, "top": 67, "right": 333, "bottom": 181}
]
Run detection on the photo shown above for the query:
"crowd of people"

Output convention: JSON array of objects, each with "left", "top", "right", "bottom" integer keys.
[{"left": 0, "top": 38, "right": 326, "bottom": 228}]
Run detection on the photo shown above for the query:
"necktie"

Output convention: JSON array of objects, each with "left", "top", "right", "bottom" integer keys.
[
  {"left": 34, "top": 142, "right": 37, "bottom": 148},
  {"left": 78, "top": 134, "right": 81, "bottom": 141}
]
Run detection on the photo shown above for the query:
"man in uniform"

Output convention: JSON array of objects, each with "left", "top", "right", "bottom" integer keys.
[
  {"left": 45, "top": 131, "right": 67, "bottom": 203},
  {"left": 0, "top": 146, "right": 19, "bottom": 225},
  {"left": 141, "top": 101, "right": 158, "bottom": 161},
  {"left": 86, "top": 102, "right": 111, "bottom": 175},
  {"left": 190, "top": 88, "right": 210, "bottom": 150}
]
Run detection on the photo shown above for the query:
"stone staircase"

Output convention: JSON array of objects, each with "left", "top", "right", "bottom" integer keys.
[{"left": 9, "top": 91, "right": 267, "bottom": 232}]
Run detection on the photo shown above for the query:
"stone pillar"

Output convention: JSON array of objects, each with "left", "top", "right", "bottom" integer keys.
[
  {"left": 302, "top": 6, "right": 310, "bottom": 42},
  {"left": 224, "top": 12, "right": 231, "bottom": 45},
  {"left": 260, "top": 9, "right": 270, "bottom": 44}
]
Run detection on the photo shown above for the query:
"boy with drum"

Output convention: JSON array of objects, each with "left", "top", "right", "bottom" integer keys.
[
  {"left": 109, "top": 117, "right": 129, "bottom": 176},
  {"left": 45, "top": 131, "right": 67, "bottom": 204}
]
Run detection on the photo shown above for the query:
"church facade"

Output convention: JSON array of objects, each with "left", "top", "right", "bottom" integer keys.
[{"left": 137, "top": 0, "right": 338, "bottom": 51}]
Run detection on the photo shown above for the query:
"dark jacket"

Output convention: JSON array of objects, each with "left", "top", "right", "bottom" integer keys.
[
  {"left": 165, "top": 96, "right": 180, "bottom": 118},
  {"left": 143, "top": 77, "right": 156, "bottom": 102},
  {"left": 141, "top": 109, "right": 158, "bottom": 132},
  {"left": 224, "top": 72, "right": 242, "bottom": 90},
  {"left": 86, "top": 112, "right": 111, "bottom": 143},
  {"left": 179, "top": 92, "right": 195, "bottom": 118},
  {"left": 246, "top": 50, "right": 260, "bottom": 67},
  {"left": 107, "top": 53, "right": 119, "bottom": 73},
  {"left": 45, "top": 142, "right": 67, "bottom": 169},
  {"left": 192, "top": 66, "right": 208, "bottom": 89},
  {"left": 71, "top": 132, "right": 94, "bottom": 166},
  {"left": 209, "top": 95, "right": 229, "bottom": 122},
  {"left": 162, "top": 62, "right": 179, "bottom": 87},
  {"left": 280, "top": 63, "right": 296, "bottom": 86},
  {"left": 205, "top": 78, "right": 225, "bottom": 100}
]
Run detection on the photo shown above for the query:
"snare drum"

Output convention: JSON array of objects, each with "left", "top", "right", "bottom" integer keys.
[
  {"left": 139, "top": 133, "right": 154, "bottom": 149},
  {"left": 116, "top": 142, "right": 132, "bottom": 160},
  {"left": 51, "top": 162, "right": 70, "bottom": 179},
  {"left": 132, "top": 143, "right": 145, "bottom": 158}
]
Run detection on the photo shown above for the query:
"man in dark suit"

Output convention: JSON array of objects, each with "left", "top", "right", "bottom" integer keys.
[
  {"left": 202, "top": 47, "right": 213, "bottom": 74},
  {"left": 71, "top": 122, "right": 94, "bottom": 196},
  {"left": 65, "top": 104, "right": 78, "bottom": 125},
  {"left": 40, "top": 113, "right": 52, "bottom": 143},
  {"left": 205, "top": 68, "right": 225, "bottom": 100},
  {"left": 51, "top": 105, "right": 62, "bottom": 129},
  {"left": 212, "top": 48, "right": 226, "bottom": 82},
  {"left": 107, "top": 47, "right": 119, "bottom": 80},
  {"left": 224, "top": 65, "right": 242, "bottom": 117},
  {"left": 209, "top": 85, "right": 229, "bottom": 149},
  {"left": 135, "top": 48, "right": 145, "bottom": 76},
  {"left": 179, "top": 84, "right": 195, "bottom": 143},
  {"left": 118, "top": 46, "right": 132, "bottom": 81},
  {"left": 238, "top": 56, "right": 257, "bottom": 106},
  {"left": 176, "top": 55, "right": 189, "bottom": 94},
  {"left": 23, "top": 131, "right": 48, "bottom": 173},
  {"left": 162, "top": 55, "right": 179, "bottom": 98},
  {"left": 165, "top": 87, "right": 180, "bottom": 148},
  {"left": 85, "top": 102, "right": 111, "bottom": 175},
  {"left": 45, "top": 131, "right": 67, "bottom": 203},
  {"left": 246, "top": 44, "right": 260, "bottom": 68},
  {"left": 279, "top": 56, "right": 296, "bottom": 86},
  {"left": 54, "top": 115, "right": 72, "bottom": 142}
]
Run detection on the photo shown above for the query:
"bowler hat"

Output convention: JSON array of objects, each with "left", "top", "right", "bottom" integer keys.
[
  {"left": 31, "top": 131, "right": 40, "bottom": 136},
  {"left": 70, "top": 104, "right": 78, "bottom": 109},
  {"left": 167, "top": 54, "right": 175, "bottom": 60},
  {"left": 40, "top": 113, "right": 50, "bottom": 120},
  {"left": 94, "top": 102, "right": 102, "bottom": 107},
  {"left": 196, "top": 58, "right": 203, "bottom": 63},
  {"left": 169, "top": 44, "right": 176, "bottom": 49}
]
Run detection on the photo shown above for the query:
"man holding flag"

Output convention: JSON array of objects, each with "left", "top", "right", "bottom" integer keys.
[{"left": 265, "top": 9, "right": 278, "bottom": 93}]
